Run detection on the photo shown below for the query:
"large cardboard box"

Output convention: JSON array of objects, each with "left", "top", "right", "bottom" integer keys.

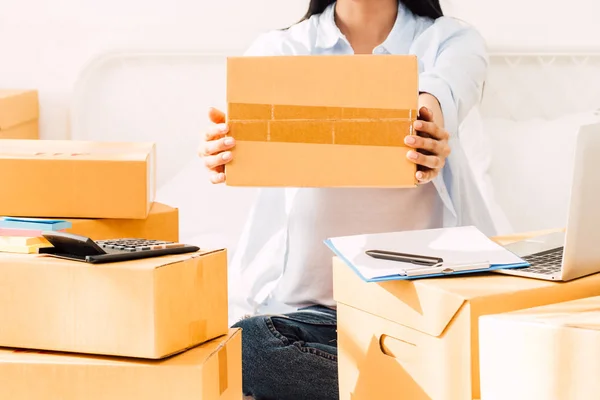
[
  {"left": 0, "top": 249, "right": 228, "bottom": 359},
  {"left": 333, "top": 258, "right": 600, "bottom": 400},
  {"left": 65, "top": 202, "right": 179, "bottom": 242},
  {"left": 0, "top": 139, "right": 156, "bottom": 219},
  {"left": 226, "top": 55, "right": 418, "bottom": 187},
  {"left": 0, "top": 328, "right": 242, "bottom": 400},
  {"left": 0, "top": 90, "right": 39, "bottom": 140},
  {"left": 479, "top": 296, "right": 600, "bottom": 400}
]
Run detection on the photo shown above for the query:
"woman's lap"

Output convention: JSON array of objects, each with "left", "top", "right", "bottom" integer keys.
[{"left": 232, "top": 306, "right": 339, "bottom": 400}]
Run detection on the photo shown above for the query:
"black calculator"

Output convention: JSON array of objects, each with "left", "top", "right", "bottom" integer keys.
[{"left": 39, "top": 231, "right": 200, "bottom": 264}]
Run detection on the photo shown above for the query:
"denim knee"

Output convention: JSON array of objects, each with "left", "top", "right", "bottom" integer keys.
[{"left": 232, "top": 315, "right": 338, "bottom": 400}]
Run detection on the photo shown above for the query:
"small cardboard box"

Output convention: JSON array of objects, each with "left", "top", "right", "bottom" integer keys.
[
  {"left": 65, "top": 202, "right": 179, "bottom": 242},
  {"left": 0, "top": 329, "right": 242, "bottom": 400},
  {"left": 0, "top": 250, "right": 228, "bottom": 359},
  {"left": 0, "top": 139, "right": 156, "bottom": 219},
  {"left": 226, "top": 55, "right": 418, "bottom": 187},
  {"left": 333, "top": 258, "right": 600, "bottom": 400},
  {"left": 0, "top": 90, "right": 39, "bottom": 140},
  {"left": 479, "top": 296, "right": 600, "bottom": 400}
]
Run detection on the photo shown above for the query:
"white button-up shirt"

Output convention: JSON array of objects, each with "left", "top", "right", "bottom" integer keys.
[{"left": 227, "top": 2, "right": 497, "bottom": 324}]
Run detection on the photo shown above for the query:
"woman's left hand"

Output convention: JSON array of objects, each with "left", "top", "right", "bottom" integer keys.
[{"left": 404, "top": 106, "right": 451, "bottom": 184}]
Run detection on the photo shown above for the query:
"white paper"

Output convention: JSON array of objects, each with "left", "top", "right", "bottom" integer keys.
[{"left": 326, "top": 226, "right": 525, "bottom": 280}]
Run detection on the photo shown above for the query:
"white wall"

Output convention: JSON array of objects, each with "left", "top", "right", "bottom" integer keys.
[
  {"left": 0, "top": 0, "right": 597, "bottom": 140},
  {"left": 0, "top": 0, "right": 307, "bottom": 140}
]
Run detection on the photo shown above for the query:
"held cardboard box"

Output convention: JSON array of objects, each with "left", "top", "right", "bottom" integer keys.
[
  {"left": 0, "top": 90, "right": 39, "bottom": 140},
  {"left": 0, "top": 139, "right": 156, "bottom": 219},
  {"left": 0, "top": 249, "right": 228, "bottom": 359},
  {"left": 333, "top": 257, "right": 600, "bottom": 400},
  {"left": 226, "top": 55, "right": 418, "bottom": 187},
  {"left": 0, "top": 329, "right": 242, "bottom": 400},
  {"left": 479, "top": 296, "right": 600, "bottom": 400},
  {"left": 66, "top": 202, "right": 179, "bottom": 242}
]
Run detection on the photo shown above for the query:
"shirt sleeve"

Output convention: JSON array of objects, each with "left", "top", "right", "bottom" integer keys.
[{"left": 418, "top": 19, "right": 488, "bottom": 137}]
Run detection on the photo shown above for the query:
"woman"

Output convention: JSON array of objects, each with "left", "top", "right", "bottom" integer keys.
[{"left": 198, "top": 0, "right": 494, "bottom": 399}]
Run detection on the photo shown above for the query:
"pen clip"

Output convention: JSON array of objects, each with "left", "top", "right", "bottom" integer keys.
[{"left": 404, "top": 261, "right": 491, "bottom": 277}]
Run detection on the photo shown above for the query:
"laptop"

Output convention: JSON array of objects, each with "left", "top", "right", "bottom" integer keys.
[{"left": 497, "top": 122, "right": 600, "bottom": 281}]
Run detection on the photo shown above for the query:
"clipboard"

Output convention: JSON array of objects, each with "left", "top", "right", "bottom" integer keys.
[{"left": 324, "top": 226, "right": 529, "bottom": 282}]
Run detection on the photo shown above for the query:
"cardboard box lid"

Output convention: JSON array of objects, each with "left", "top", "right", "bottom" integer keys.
[
  {"left": 483, "top": 295, "right": 600, "bottom": 331},
  {"left": 0, "top": 90, "right": 38, "bottom": 130},
  {"left": 333, "top": 258, "right": 600, "bottom": 337},
  {"left": 0, "top": 329, "right": 239, "bottom": 367},
  {"left": 0, "top": 139, "right": 155, "bottom": 161},
  {"left": 0, "top": 249, "right": 223, "bottom": 271}
]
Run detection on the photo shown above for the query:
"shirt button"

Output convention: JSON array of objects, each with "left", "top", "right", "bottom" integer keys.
[{"left": 374, "top": 47, "right": 385, "bottom": 54}]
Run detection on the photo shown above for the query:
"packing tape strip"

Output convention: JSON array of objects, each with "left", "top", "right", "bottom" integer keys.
[{"left": 228, "top": 104, "right": 416, "bottom": 147}]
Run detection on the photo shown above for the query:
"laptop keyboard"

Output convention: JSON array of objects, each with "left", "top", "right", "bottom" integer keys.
[{"left": 520, "top": 247, "right": 564, "bottom": 275}]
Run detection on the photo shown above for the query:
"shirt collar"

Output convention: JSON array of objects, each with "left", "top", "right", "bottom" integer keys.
[
  {"left": 315, "top": 1, "right": 416, "bottom": 54},
  {"left": 315, "top": 3, "right": 342, "bottom": 49}
]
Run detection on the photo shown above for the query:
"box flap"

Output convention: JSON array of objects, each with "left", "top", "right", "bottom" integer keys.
[
  {"left": 333, "top": 257, "right": 564, "bottom": 337},
  {"left": 228, "top": 55, "right": 418, "bottom": 110},
  {"left": 0, "top": 139, "right": 155, "bottom": 162},
  {"left": 333, "top": 259, "right": 466, "bottom": 337},
  {"left": 0, "top": 90, "right": 38, "bottom": 130},
  {"left": 0, "top": 329, "right": 240, "bottom": 367}
]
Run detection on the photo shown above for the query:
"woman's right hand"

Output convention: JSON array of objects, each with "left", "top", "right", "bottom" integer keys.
[{"left": 198, "top": 107, "right": 236, "bottom": 184}]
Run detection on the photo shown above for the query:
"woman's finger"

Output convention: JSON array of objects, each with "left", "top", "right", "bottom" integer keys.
[
  {"left": 414, "top": 120, "right": 448, "bottom": 141},
  {"left": 203, "top": 151, "right": 233, "bottom": 170},
  {"left": 209, "top": 171, "right": 226, "bottom": 184},
  {"left": 418, "top": 106, "right": 434, "bottom": 122},
  {"left": 209, "top": 107, "right": 227, "bottom": 124},
  {"left": 416, "top": 169, "right": 435, "bottom": 184},
  {"left": 202, "top": 137, "right": 236, "bottom": 157},
  {"left": 406, "top": 150, "right": 444, "bottom": 170},
  {"left": 404, "top": 135, "right": 443, "bottom": 155},
  {"left": 204, "top": 123, "right": 229, "bottom": 142}
]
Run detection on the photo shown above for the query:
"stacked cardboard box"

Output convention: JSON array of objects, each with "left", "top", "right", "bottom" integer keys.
[
  {"left": 0, "top": 138, "right": 240, "bottom": 398},
  {"left": 0, "top": 90, "right": 39, "bottom": 140},
  {"left": 333, "top": 253, "right": 600, "bottom": 400}
]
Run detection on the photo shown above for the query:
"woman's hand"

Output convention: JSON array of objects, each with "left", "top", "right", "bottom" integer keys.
[
  {"left": 198, "top": 108, "right": 236, "bottom": 184},
  {"left": 404, "top": 105, "right": 451, "bottom": 184}
]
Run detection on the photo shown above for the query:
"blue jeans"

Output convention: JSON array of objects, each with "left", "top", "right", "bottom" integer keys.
[{"left": 232, "top": 305, "right": 338, "bottom": 400}]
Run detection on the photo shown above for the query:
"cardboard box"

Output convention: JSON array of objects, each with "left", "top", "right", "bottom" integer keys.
[
  {"left": 0, "top": 90, "right": 39, "bottom": 140},
  {"left": 0, "top": 328, "right": 242, "bottom": 400},
  {"left": 479, "top": 296, "right": 600, "bottom": 400},
  {"left": 65, "top": 202, "right": 179, "bottom": 242},
  {"left": 0, "top": 249, "right": 228, "bottom": 359},
  {"left": 226, "top": 55, "right": 418, "bottom": 187},
  {"left": 0, "top": 139, "right": 156, "bottom": 219},
  {"left": 333, "top": 258, "right": 600, "bottom": 400}
]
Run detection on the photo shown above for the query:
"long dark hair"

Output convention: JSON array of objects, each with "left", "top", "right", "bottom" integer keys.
[{"left": 299, "top": 0, "right": 443, "bottom": 22}]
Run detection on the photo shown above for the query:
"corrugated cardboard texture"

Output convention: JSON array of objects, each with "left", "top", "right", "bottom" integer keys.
[
  {"left": 226, "top": 55, "right": 418, "bottom": 187},
  {"left": 65, "top": 202, "right": 179, "bottom": 242},
  {"left": 334, "top": 251, "right": 600, "bottom": 399},
  {"left": 0, "top": 249, "right": 228, "bottom": 359},
  {"left": 0, "top": 329, "right": 242, "bottom": 400},
  {"left": 0, "top": 90, "right": 38, "bottom": 131},
  {"left": 0, "top": 139, "right": 156, "bottom": 219},
  {"left": 479, "top": 297, "right": 600, "bottom": 400}
]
